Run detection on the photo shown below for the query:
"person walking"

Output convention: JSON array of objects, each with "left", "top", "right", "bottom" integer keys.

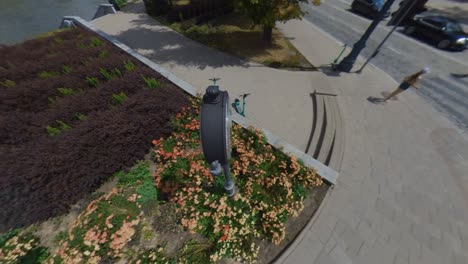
[{"left": 383, "top": 67, "right": 430, "bottom": 102}]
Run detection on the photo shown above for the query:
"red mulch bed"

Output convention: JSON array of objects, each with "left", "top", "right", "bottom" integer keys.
[{"left": 0, "top": 28, "right": 190, "bottom": 232}]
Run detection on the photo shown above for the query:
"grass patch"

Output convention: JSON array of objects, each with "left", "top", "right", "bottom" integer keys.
[
  {"left": 123, "top": 60, "right": 136, "bottom": 72},
  {"left": 142, "top": 75, "right": 161, "bottom": 89},
  {"left": 57, "top": 87, "right": 82, "bottom": 97},
  {"left": 62, "top": 65, "right": 73, "bottom": 74},
  {"left": 38, "top": 70, "right": 60, "bottom": 78},
  {"left": 74, "top": 113, "right": 87, "bottom": 121},
  {"left": 99, "top": 49, "right": 110, "bottom": 59},
  {"left": 89, "top": 37, "right": 105, "bottom": 47},
  {"left": 46, "top": 120, "right": 72, "bottom": 136},
  {"left": 1, "top": 79, "right": 16, "bottom": 88},
  {"left": 159, "top": 12, "right": 316, "bottom": 71},
  {"left": 100, "top": 68, "right": 123, "bottom": 81},
  {"left": 85, "top": 76, "right": 99, "bottom": 87},
  {"left": 111, "top": 92, "right": 129, "bottom": 105}
]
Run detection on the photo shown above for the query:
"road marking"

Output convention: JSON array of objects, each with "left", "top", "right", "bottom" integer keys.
[
  {"left": 387, "top": 46, "right": 402, "bottom": 55},
  {"left": 316, "top": 0, "right": 468, "bottom": 68}
]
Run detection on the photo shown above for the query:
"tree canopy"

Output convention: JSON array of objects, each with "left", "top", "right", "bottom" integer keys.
[{"left": 236, "top": 0, "right": 308, "bottom": 42}]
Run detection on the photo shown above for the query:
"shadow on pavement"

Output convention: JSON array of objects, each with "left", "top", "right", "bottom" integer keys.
[
  {"left": 318, "top": 64, "right": 341, "bottom": 77},
  {"left": 109, "top": 2, "right": 250, "bottom": 70},
  {"left": 425, "top": 6, "right": 468, "bottom": 25},
  {"left": 112, "top": 15, "right": 250, "bottom": 69}
]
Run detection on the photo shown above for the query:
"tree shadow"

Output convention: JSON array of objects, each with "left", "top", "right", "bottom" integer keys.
[{"left": 110, "top": 14, "right": 251, "bottom": 69}]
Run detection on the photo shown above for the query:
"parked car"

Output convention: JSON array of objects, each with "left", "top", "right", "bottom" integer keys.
[
  {"left": 350, "top": 0, "right": 390, "bottom": 19},
  {"left": 404, "top": 15, "right": 468, "bottom": 51}
]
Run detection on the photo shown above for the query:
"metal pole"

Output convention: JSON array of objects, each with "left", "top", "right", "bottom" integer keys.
[
  {"left": 222, "top": 163, "right": 235, "bottom": 197},
  {"left": 335, "top": 0, "right": 397, "bottom": 72},
  {"left": 356, "top": 0, "right": 418, "bottom": 73},
  {"left": 209, "top": 160, "right": 235, "bottom": 197}
]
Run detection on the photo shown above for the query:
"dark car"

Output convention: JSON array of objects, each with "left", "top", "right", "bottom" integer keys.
[
  {"left": 404, "top": 15, "right": 468, "bottom": 51},
  {"left": 351, "top": 0, "right": 390, "bottom": 19}
]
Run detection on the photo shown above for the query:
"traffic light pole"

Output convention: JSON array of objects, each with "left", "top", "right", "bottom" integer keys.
[
  {"left": 356, "top": 0, "right": 418, "bottom": 73},
  {"left": 335, "top": 0, "right": 397, "bottom": 72}
]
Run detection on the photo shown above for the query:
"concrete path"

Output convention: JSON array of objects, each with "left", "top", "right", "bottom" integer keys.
[{"left": 92, "top": 2, "right": 468, "bottom": 263}]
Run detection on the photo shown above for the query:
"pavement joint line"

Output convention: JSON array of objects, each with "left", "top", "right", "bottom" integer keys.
[
  {"left": 62, "top": 15, "right": 339, "bottom": 184},
  {"left": 313, "top": 1, "right": 468, "bottom": 68}
]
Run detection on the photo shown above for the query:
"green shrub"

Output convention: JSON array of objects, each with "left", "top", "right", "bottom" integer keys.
[
  {"left": 99, "top": 49, "right": 110, "bottom": 58},
  {"left": 46, "top": 120, "right": 72, "bottom": 136},
  {"left": 48, "top": 96, "right": 57, "bottom": 105},
  {"left": 57, "top": 87, "right": 77, "bottom": 96},
  {"left": 116, "top": 162, "right": 151, "bottom": 188},
  {"left": 0, "top": 79, "right": 16, "bottom": 88},
  {"left": 100, "top": 68, "right": 123, "bottom": 81},
  {"left": 78, "top": 43, "right": 88, "bottom": 49},
  {"left": 123, "top": 60, "right": 136, "bottom": 72},
  {"left": 74, "top": 113, "right": 87, "bottom": 121},
  {"left": 100, "top": 68, "right": 114, "bottom": 80},
  {"left": 136, "top": 182, "right": 158, "bottom": 206},
  {"left": 38, "top": 71, "right": 59, "bottom": 78},
  {"left": 142, "top": 75, "right": 161, "bottom": 89},
  {"left": 111, "top": 92, "right": 128, "bottom": 105},
  {"left": 85, "top": 76, "right": 99, "bottom": 87},
  {"left": 62, "top": 65, "right": 73, "bottom": 74},
  {"left": 89, "top": 37, "right": 104, "bottom": 47},
  {"left": 113, "top": 68, "right": 123, "bottom": 77}
]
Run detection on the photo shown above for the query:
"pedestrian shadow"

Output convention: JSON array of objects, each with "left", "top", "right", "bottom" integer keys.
[
  {"left": 367, "top": 96, "right": 385, "bottom": 105},
  {"left": 317, "top": 64, "right": 341, "bottom": 77}
]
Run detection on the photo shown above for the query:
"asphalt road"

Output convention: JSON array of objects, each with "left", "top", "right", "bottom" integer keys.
[{"left": 301, "top": 0, "right": 468, "bottom": 133}]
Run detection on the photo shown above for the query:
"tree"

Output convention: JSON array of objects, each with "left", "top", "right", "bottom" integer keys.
[{"left": 236, "top": 0, "right": 308, "bottom": 43}]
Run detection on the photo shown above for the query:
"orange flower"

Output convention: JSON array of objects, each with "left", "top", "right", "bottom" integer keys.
[{"left": 220, "top": 235, "right": 228, "bottom": 242}]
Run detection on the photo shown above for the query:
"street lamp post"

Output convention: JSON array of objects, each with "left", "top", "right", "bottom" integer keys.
[
  {"left": 335, "top": 0, "right": 397, "bottom": 72},
  {"left": 200, "top": 78, "right": 235, "bottom": 197}
]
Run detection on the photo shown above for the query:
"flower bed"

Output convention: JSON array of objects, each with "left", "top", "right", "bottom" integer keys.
[
  {"left": 151, "top": 98, "right": 324, "bottom": 263},
  {"left": 0, "top": 27, "right": 189, "bottom": 232},
  {"left": 0, "top": 98, "right": 327, "bottom": 263}
]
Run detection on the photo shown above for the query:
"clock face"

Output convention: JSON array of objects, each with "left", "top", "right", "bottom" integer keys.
[{"left": 224, "top": 96, "right": 232, "bottom": 160}]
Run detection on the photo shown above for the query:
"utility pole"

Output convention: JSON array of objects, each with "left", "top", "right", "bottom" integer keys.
[{"left": 335, "top": 0, "right": 397, "bottom": 72}]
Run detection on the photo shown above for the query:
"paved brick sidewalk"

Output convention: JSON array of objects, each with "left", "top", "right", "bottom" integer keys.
[
  {"left": 92, "top": 2, "right": 468, "bottom": 263},
  {"left": 277, "top": 19, "right": 468, "bottom": 264}
]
